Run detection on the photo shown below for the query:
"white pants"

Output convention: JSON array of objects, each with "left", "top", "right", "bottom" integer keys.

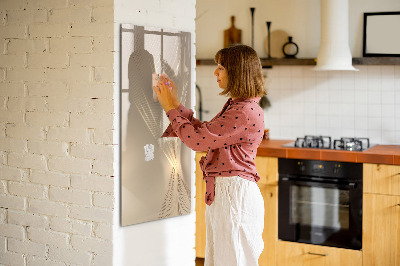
[{"left": 205, "top": 176, "right": 265, "bottom": 266}]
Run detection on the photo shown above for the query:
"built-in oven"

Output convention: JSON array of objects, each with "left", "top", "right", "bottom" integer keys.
[{"left": 278, "top": 158, "right": 363, "bottom": 250}]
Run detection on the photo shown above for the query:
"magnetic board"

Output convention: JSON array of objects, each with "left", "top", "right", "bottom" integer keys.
[{"left": 120, "top": 24, "right": 192, "bottom": 226}]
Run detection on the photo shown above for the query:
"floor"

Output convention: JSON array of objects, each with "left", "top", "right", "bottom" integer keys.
[{"left": 195, "top": 257, "right": 205, "bottom": 266}]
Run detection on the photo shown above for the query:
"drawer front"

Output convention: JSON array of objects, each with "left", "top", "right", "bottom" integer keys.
[
  {"left": 255, "top": 156, "right": 278, "bottom": 186},
  {"left": 277, "top": 241, "right": 362, "bottom": 266},
  {"left": 364, "top": 164, "right": 400, "bottom": 196}
]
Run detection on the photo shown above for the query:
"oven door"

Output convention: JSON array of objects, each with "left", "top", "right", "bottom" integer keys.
[{"left": 278, "top": 176, "right": 362, "bottom": 250}]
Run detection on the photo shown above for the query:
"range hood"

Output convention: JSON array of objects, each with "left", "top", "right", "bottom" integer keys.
[{"left": 314, "top": 0, "right": 358, "bottom": 71}]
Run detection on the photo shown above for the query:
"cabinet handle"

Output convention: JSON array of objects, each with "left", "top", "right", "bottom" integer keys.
[
  {"left": 397, "top": 204, "right": 400, "bottom": 207},
  {"left": 307, "top": 252, "right": 328, "bottom": 256}
]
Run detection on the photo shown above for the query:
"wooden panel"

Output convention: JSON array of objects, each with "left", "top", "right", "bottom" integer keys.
[
  {"left": 276, "top": 241, "right": 362, "bottom": 266},
  {"left": 395, "top": 155, "right": 400, "bottom": 165},
  {"left": 195, "top": 152, "right": 207, "bottom": 258},
  {"left": 364, "top": 164, "right": 400, "bottom": 196},
  {"left": 357, "top": 153, "right": 394, "bottom": 165},
  {"left": 197, "top": 57, "right": 400, "bottom": 67},
  {"left": 259, "top": 185, "right": 278, "bottom": 266},
  {"left": 363, "top": 193, "right": 400, "bottom": 266},
  {"left": 255, "top": 156, "right": 278, "bottom": 186},
  {"left": 287, "top": 148, "right": 321, "bottom": 161},
  {"left": 320, "top": 150, "right": 358, "bottom": 163},
  {"left": 352, "top": 57, "right": 400, "bottom": 65}
]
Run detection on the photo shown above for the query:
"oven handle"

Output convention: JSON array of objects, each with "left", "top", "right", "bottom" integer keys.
[{"left": 280, "top": 177, "right": 357, "bottom": 189}]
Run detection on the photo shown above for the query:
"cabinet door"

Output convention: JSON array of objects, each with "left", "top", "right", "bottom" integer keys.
[
  {"left": 364, "top": 164, "right": 400, "bottom": 196},
  {"left": 259, "top": 185, "right": 278, "bottom": 266},
  {"left": 255, "top": 156, "right": 278, "bottom": 186},
  {"left": 195, "top": 152, "right": 207, "bottom": 258},
  {"left": 277, "top": 241, "right": 362, "bottom": 266},
  {"left": 363, "top": 193, "right": 400, "bottom": 266}
]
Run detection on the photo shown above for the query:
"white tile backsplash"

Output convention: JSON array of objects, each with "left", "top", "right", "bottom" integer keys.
[
  {"left": 355, "top": 117, "right": 368, "bottom": 130},
  {"left": 367, "top": 91, "right": 381, "bottom": 105},
  {"left": 367, "top": 104, "right": 382, "bottom": 118},
  {"left": 382, "top": 105, "right": 395, "bottom": 118},
  {"left": 382, "top": 79, "right": 395, "bottom": 91},
  {"left": 395, "top": 118, "right": 400, "bottom": 132},
  {"left": 382, "top": 90, "right": 395, "bottom": 104},
  {"left": 196, "top": 65, "right": 400, "bottom": 144},
  {"left": 341, "top": 89, "right": 355, "bottom": 104},
  {"left": 381, "top": 65, "right": 395, "bottom": 77}
]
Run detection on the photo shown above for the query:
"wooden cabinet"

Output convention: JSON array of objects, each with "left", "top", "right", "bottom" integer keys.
[
  {"left": 363, "top": 163, "right": 400, "bottom": 196},
  {"left": 195, "top": 154, "right": 278, "bottom": 264},
  {"left": 196, "top": 158, "right": 400, "bottom": 265},
  {"left": 255, "top": 156, "right": 278, "bottom": 186},
  {"left": 363, "top": 193, "right": 400, "bottom": 266},
  {"left": 259, "top": 184, "right": 278, "bottom": 266},
  {"left": 363, "top": 163, "right": 400, "bottom": 266},
  {"left": 195, "top": 152, "right": 207, "bottom": 258},
  {"left": 276, "top": 241, "right": 362, "bottom": 266}
]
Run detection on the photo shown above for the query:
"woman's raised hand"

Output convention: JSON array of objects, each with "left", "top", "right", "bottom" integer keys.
[
  {"left": 153, "top": 75, "right": 175, "bottom": 113},
  {"left": 160, "top": 74, "right": 180, "bottom": 108}
]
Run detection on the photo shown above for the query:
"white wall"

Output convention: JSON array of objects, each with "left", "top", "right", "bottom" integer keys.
[
  {"left": 113, "top": 1, "right": 197, "bottom": 266},
  {"left": 196, "top": 0, "right": 400, "bottom": 58},
  {"left": 196, "top": 0, "right": 400, "bottom": 145},
  {"left": 1, "top": 0, "right": 197, "bottom": 265},
  {"left": 0, "top": 0, "right": 115, "bottom": 265}
]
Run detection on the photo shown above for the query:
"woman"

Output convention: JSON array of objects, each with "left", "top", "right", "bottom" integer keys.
[{"left": 153, "top": 44, "right": 267, "bottom": 266}]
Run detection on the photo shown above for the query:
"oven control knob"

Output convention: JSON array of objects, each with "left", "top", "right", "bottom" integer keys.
[
  {"left": 334, "top": 167, "right": 339, "bottom": 174},
  {"left": 298, "top": 161, "right": 305, "bottom": 171},
  {"left": 334, "top": 164, "right": 341, "bottom": 174}
]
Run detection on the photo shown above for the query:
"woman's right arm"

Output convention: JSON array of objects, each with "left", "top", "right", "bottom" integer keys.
[{"left": 161, "top": 102, "right": 203, "bottom": 138}]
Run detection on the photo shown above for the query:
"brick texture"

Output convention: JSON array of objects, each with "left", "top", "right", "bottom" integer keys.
[{"left": 0, "top": 0, "right": 115, "bottom": 264}]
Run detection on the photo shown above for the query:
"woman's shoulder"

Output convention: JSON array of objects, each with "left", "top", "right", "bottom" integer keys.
[
  {"left": 225, "top": 101, "right": 262, "bottom": 123},
  {"left": 234, "top": 97, "right": 262, "bottom": 110}
]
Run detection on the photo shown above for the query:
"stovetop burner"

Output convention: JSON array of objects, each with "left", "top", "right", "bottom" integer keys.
[
  {"left": 295, "top": 135, "right": 331, "bottom": 149},
  {"left": 333, "top": 137, "right": 370, "bottom": 151},
  {"left": 284, "top": 136, "right": 372, "bottom": 151}
]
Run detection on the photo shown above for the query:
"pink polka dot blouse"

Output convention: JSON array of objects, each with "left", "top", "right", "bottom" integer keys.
[{"left": 161, "top": 97, "right": 265, "bottom": 206}]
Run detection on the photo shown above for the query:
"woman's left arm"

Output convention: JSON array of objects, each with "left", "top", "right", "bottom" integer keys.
[{"left": 165, "top": 107, "right": 249, "bottom": 152}]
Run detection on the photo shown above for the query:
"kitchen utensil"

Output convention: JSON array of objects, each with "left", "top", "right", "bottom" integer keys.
[
  {"left": 250, "top": 7, "right": 255, "bottom": 48},
  {"left": 224, "top": 16, "right": 242, "bottom": 48}
]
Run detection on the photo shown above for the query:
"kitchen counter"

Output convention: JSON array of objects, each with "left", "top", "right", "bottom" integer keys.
[{"left": 256, "top": 139, "right": 400, "bottom": 165}]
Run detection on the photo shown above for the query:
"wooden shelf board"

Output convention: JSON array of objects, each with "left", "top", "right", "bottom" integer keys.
[{"left": 196, "top": 57, "right": 400, "bottom": 67}]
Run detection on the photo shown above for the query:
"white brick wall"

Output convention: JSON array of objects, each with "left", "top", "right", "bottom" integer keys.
[{"left": 0, "top": 0, "right": 114, "bottom": 265}]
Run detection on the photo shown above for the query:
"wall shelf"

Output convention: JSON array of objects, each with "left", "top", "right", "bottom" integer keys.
[{"left": 196, "top": 57, "right": 400, "bottom": 67}]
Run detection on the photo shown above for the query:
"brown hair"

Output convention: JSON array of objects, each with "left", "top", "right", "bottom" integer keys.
[{"left": 214, "top": 44, "right": 267, "bottom": 99}]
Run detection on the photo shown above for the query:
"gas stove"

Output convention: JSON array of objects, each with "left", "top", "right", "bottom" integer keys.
[{"left": 283, "top": 135, "right": 374, "bottom": 151}]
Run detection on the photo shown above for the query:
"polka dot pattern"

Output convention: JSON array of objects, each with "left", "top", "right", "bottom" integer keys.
[{"left": 161, "top": 97, "right": 265, "bottom": 205}]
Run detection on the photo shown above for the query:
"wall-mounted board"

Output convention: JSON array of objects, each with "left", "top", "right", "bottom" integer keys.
[{"left": 120, "top": 24, "right": 192, "bottom": 226}]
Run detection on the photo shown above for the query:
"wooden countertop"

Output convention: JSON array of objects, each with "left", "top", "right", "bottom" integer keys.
[{"left": 256, "top": 139, "right": 400, "bottom": 165}]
